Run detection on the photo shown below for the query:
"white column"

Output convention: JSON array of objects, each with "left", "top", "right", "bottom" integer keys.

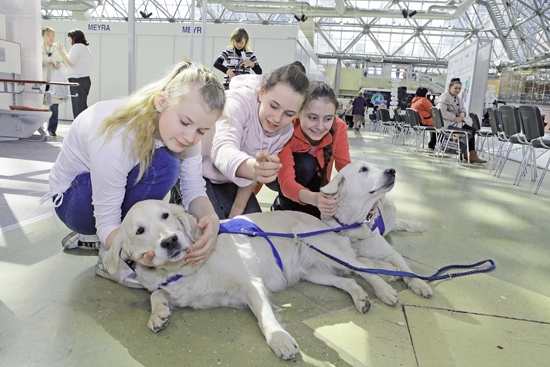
[{"left": 0, "top": 0, "right": 42, "bottom": 108}]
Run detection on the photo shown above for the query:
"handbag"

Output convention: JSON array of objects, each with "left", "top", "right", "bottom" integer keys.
[{"left": 49, "top": 64, "right": 70, "bottom": 103}]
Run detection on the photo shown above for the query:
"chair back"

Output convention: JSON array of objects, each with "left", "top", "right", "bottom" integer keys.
[
  {"left": 499, "top": 105, "right": 521, "bottom": 137},
  {"left": 486, "top": 108, "right": 502, "bottom": 134},
  {"left": 378, "top": 108, "right": 391, "bottom": 122},
  {"left": 518, "top": 105, "right": 545, "bottom": 141},
  {"left": 430, "top": 107, "right": 444, "bottom": 129},
  {"left": 469, "top": 112, "right": 481, "bottom": 131},
  {"left": 405, "top": 108, "right": 419, "bottom": 127},
  {"left": 402, "top": 112, "right": 411, "bottom": 125}
]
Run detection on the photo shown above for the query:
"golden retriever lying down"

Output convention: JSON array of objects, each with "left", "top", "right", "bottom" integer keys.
[{"left": 103, "top": 161, "right": 431, "bottom": 360}]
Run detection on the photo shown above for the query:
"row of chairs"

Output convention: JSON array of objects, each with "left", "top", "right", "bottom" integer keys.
[
  {"left": 484, "top": 105, "right": 549, "bottom": 194},
  {"left": 376, "top": 104, "right": 549, "bottom": 194}
]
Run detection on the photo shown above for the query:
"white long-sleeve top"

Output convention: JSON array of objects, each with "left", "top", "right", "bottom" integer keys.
[
  {"left": 66, "top": 43, "right": 92, "bottom": 78},
  {"left": 42, "top": 99, "right": 207, "bottom": 244},
  {"left": 201, "top": 74, "right": 294, "bottom": 187}
]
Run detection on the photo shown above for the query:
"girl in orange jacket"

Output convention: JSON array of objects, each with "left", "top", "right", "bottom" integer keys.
[{"left": 271, "top": 82, "right": 351, "bottom": 218}]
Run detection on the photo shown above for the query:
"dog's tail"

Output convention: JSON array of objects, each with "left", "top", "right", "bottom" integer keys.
[{"left": 394, "top": 219, "right": 424, "bottom": 233}]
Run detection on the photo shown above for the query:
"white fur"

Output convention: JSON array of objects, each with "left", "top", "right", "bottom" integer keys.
[
  {"left": 103, "top": 160, "right": 431, "bottom": 360},
  {"left": 104, "top": 200, "right": 398, "bottom": 360},
  {"left": 321, "top": 161, "right": 433, "bottom": 304}
]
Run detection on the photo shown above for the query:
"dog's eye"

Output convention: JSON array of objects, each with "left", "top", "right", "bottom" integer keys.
[
  {"left": 162, "top": 212, "right": 169, "bottom": 219},
  {"left": 136, "top": 227, "right": 145, "bottom": 235},
  {"left": 359, "top": 166, "right": 368, "bottom": 172}
]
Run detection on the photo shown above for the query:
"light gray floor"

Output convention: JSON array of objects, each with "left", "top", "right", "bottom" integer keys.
[{"left": 1, "top": 124, "right": 549, "bottom": 367}]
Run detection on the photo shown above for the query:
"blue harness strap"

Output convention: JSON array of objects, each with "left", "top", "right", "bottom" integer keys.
[
  {"left": 371, "top": 207, "right": 385, "bottom": 235},
  {"left": 219, "top": 218, "right": 284, "bottom": 272},
  {"left": 217, "top": 218, "right": 496, "bottom": 281}
]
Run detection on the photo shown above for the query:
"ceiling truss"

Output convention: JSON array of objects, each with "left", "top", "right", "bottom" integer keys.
[{"left": 40, "top": 0, "right": 550, "bottom": 72}]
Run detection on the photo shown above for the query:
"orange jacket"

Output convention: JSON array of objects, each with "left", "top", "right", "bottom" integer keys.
[
  {"left": 277, "top": 116, "right": 351, "bottom": 204},
  {"left": 411, "top": 96, "right": 434, "bottom": 126}
]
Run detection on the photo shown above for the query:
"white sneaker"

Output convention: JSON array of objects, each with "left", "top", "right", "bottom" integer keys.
[
  {"left": 95, "top": 247, "right": 145, "bottom": 289},
  {"left": 62, "top": 231, "right": 101, "bottom": 250}
]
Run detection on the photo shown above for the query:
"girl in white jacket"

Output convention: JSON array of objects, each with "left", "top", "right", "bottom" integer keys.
[
  {"left": 201, "top": 62, "right": 309, "bottom": 219},
  {"left": 41, "top": 61, "right": 225, "bottom": 288}
]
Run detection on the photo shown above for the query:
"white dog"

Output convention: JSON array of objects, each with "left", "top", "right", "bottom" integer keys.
[
  {"left": 320, "top": 161, "right": 433, "bottom": 305},
  {"left": 103, "top": 161, "right": 431, "bottom": 359}
]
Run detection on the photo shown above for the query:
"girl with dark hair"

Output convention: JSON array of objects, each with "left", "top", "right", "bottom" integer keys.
[
  {"left": 201, "top": 62, "right": 309, "bottom": 219},
  {"left": 213, "top": 27, "right": 262, "bottom": 89},
  {"left": 57, "top": 29, "right": 92, "bottom": 118},
  {"left": 271, "top": 81, "right": 351, "bottom": 218},
  {"left": 434, "top": 78, "right": 486, "bottom": 163},
  {"left": 411, "top": 87, "right": 436, "bottom": 149}
]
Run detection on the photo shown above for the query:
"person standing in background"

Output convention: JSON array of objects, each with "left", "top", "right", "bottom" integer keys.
[
  {"left": 41, "top": 27, "right": 64, "bottom": 136},
  {"left": 351, "top": 91, "right": 368, "bottom": 132},
  {"left": 58, "top": 29, "right": 92, "bottom": 119},
  {"left": 213, "top": 27, "right": 262, "bottom": 89}
]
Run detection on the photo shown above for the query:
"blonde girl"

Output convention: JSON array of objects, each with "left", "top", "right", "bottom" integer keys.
[{"left": 41, "top": 61, "right": 225, "bottom": 288}]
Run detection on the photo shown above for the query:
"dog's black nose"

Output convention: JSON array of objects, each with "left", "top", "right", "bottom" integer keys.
[
  {"left": 385, "top": 168, "right": 396, "bottom": 175},
  {"left": 161, "top": 235, "right": 179, "bottom": 250}
]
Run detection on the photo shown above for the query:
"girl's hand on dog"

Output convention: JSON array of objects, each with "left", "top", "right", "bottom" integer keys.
[
  {"left": 254, "top": 152, "right": 281, "bottom": 184},
  {"left": 185, "top": 213, "right": 220, "bottom": 267},
  {"left": 315, "top": 192, "right": 340, "bottom": 216}
]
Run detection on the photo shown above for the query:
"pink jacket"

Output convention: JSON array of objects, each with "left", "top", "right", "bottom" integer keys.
[{"left": 202, "top": 74, "right": 294, "bottom": 187}]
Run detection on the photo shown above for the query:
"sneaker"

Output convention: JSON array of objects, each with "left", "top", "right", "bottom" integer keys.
[
  {"left": 95, "top": 248, "right": 145, "bottom": 289},
  {"left": 49, "top": 131, "right": 57, "bottom": 137},
  {"left": 62, "top": 231, "right": 101, "bottom": 250}
]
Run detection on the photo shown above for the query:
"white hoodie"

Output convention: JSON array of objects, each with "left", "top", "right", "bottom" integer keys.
[{"left": 202, "top": 74, "right": 294, "bottom": 187}]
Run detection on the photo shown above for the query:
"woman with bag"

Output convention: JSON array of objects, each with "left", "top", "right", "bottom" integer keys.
[
  {"left": 41, "top": 27, "right": 69, "bottom": 136},
  {"left": 434, "top": 78, "right": 486, "bottom": 163}
]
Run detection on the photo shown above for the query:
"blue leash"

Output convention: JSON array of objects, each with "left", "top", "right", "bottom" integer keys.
[{"left": 218, "top": 218, "right": 496, "bottom": 281}]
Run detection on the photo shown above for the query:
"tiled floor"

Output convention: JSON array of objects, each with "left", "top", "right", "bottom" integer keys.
[{"left": 1, "top": 124, "right": 549, "bottom": 366}]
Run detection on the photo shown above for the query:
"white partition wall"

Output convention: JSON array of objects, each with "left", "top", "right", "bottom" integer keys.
[
  {"left": 445, "top": 39, "right": 493, "bottom": 118},
  {"left": 42, "top": 21, "right": 329, "bottom": 120}
]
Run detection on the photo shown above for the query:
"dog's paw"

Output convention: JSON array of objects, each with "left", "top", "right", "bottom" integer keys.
[
  {"left": 408, "top": 278, "right": 433, "bottom": 298},
  {"left": 375, "top": 284, "right": 399, "bottom": 306},
  {"left": 267, "top": 330, "right": 299, "bottom": 360},
  {"left": 366, "top": 258, "right": 400, "bottom": 283},
  {"left": 148, "top": 310, "right": 172, "bottom": 333},
  {"left": 356, "top": 298, "right": 372, "bottom": 313}
]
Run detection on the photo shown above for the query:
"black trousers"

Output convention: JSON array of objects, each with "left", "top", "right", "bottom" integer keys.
[
  {"left": 271, "top": 152, "right": 322, "bottom": 218},
  {"left": 204, "top": 178, "right": 261, "bottom": 220},
  {"left": 69, "top": 76, "right": 91, "bottom": 119}
]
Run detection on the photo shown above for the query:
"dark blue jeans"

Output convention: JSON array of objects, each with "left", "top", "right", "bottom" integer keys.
[
  {"left": 47, "top": 103, "right": 59, "bottom": 134},
  {"left": 55, "top": 147, "right": 180, "bottom": 235}
]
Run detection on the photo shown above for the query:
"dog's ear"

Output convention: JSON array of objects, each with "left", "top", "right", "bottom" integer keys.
[
  {"left": 169, "top": 203, "right": 203, "bottom": 242},
  {"left": 103, "top": 230, "right": 129, "bottom": 274},
  {"left": 321, "top": 174, "right": 346, "bottom": 198}
]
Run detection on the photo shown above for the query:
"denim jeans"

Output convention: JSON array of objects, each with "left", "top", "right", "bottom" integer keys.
[
  {"left": 69, "top": 76, "right": 91, "bottom": 118},
  {"left": 55, "top": 147, "right": 180, "bottom": 235},
  {"left": 47, "top": 103, "right": 59, "bottom": 134}
]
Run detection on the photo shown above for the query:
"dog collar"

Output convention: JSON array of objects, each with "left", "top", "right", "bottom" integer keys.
[{"left": 333, "top": 207, "right": 384, "bottom": 235}]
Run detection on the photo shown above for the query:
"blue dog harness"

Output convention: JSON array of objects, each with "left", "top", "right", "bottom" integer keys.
[
  {"left": 219, "top": 218, "right": 284, "bottom": 272},
  {"left": 216, "top": 216, "right": 495, "bottom": 282}
]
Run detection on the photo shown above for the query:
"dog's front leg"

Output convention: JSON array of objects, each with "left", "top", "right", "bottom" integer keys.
[
  {"left": 148, "top": 289, "right": 172, "bottom": 332},
  {"left": 303, "top": 269, "right": 371, "bottom": 313},
  {"left": 244, "top": 278, "right": 298, "bottom": 360},
  {"left": 382, "top": 251, "right": 433, "bottom": 298}
]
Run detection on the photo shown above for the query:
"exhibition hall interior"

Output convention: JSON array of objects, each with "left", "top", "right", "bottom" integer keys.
[{"left": 1, "top": 1, "right": 549, "bottom": 366}]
